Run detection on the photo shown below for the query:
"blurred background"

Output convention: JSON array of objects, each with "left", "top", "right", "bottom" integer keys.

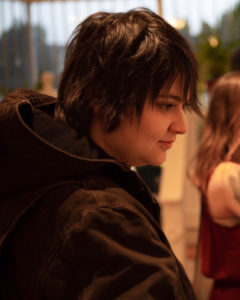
[
  {"left": 1, "top": 0, "right": 240, "bottom": 96},
  {"left": 1, "top": 0, "right": 240, "bottom": 299}
]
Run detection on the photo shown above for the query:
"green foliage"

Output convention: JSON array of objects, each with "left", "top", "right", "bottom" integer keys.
[
  {"left": 196, "top": 24, "right": 228, "bottom": 83},
  {"left": 195, "top": 2, "right": 240, "bottom": 93}
]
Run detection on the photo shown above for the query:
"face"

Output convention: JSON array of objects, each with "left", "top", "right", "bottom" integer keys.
[{"left": 91, "top": 77, "right": 188, "bottom": 166}]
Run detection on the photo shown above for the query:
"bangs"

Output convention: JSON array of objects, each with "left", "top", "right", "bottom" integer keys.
[{"left": 148, "top": 48, "right": 201, "bottom": 115}]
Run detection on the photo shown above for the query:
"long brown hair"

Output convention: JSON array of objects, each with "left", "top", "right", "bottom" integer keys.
[{"left": 193, "top": 71, "right": 240, "bottom": 194}]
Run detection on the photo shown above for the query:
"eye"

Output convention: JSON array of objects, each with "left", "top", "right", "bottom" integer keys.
[{"left": 158, "top": 103, "right": 175, "bottom": 111}]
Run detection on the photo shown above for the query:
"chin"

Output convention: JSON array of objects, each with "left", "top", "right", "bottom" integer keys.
[
  {"left": 134, "top": 152, "right": 166, "bottom": 167},
  {"left": 151, "top": 154, "right": 167, "bottom": 166},
  {"left": 144, "top": 157, "right": 166, "bottom": 167}
]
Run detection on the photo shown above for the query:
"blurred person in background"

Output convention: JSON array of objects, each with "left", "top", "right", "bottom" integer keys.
[
  {"left": 231, "top": 48, "right": 240, "bottom": 71},
  {"left": 0, "top": 8, "right": 200, "bottom": 299},
  {"left": 191, "top": 71, "right": 240, "bottom": 300}
]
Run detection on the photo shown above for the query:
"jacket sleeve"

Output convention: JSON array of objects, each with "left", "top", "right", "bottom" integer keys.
[{"left": 38, "top": 192, "right": 195, "bottom": 300}]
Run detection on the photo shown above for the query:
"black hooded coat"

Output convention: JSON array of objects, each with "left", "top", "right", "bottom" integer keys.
[{"left": 0, "top": 89, "right": 196, "bottom": 299}]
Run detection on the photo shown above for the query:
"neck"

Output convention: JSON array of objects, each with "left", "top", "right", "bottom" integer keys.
[{"left": 89, "top": 119, "right": 112, "bottom": 158}]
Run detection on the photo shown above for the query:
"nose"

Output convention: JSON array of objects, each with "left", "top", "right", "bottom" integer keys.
[{"left": 169, "top": 108, "right": 187, "bottom": 134}]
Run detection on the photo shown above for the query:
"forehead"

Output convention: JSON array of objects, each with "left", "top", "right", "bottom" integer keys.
[{"left": 157, "top": 76, "right": 189, "bottom": 101}]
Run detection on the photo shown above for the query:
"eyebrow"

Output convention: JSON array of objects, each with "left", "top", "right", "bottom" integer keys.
[{"left": 158, "top": 94, "right": 184, "bottom": 102}]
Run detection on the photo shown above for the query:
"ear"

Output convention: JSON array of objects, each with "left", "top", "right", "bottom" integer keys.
[{"left": 90, "top": 99, "right": 101, "bottom": 114}]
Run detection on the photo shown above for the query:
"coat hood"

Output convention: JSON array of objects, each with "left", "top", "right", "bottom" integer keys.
[
  {"left": 0, "top": 89, "right": 160, "bottom": 261},
  {"left": 0, "top": 88, "right": 126, "bottom": 197}
]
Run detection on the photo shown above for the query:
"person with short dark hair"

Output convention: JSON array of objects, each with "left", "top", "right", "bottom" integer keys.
[{"left": 0, "top": 8, "right": 200, "bottom": 299}]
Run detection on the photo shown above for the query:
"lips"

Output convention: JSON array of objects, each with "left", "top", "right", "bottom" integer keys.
[{"left": 158, "top": 140, "right": 175, "bottom": 149}]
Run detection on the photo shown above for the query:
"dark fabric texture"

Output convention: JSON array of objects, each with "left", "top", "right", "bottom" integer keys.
[
  {"left": 200, "top": 196, "right": 240, "bottom": 299},
  {"left": 209, "top": 280, "right": 240, "bottom": 300},
  {"left": 0, "top": 89, "right": 196, "bottom": 299},
  {"left": 200, "top": 197, "right": 240, "bottom": 282}
]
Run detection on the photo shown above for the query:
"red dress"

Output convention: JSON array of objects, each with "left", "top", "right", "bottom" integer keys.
[{"left": 200, "top": 196, "right": 240, "bottom": 299}]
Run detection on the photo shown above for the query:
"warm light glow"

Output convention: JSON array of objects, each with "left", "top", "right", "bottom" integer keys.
[
  {"left": 166, "top": 17, "right": 186, "bottom": 30},
  {"left": 208, "top": 36, "right": 219, "bottom": 47},
  {"left": 174, "top": 19, "right": 186, "bottom": 30}
]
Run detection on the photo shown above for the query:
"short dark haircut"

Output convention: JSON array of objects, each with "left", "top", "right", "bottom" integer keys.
[{"left": 56, "top": 8, "right": 200, "bottom": 136}]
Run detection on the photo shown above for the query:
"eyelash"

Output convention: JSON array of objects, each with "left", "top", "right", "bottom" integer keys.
[
  {"left": 158, "top": 103, "right": 175, "bottom": 111},
  {"left": 157, "top": 102, "right": 190, "bottom": 112}
]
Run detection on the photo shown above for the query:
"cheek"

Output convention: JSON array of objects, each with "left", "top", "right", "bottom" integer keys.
[{"left": 140, "top": 116, "right": 168, "bottom": 139}]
